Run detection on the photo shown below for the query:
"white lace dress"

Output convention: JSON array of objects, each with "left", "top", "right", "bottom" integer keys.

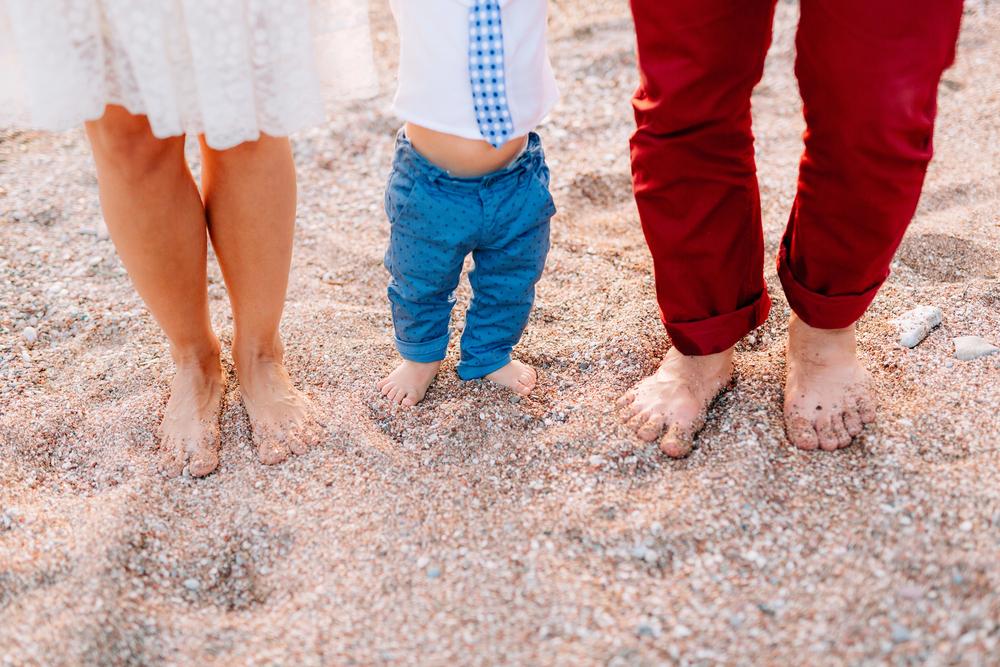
[{"left": 0, "top": 0, "right": 378, "bottom": 149}]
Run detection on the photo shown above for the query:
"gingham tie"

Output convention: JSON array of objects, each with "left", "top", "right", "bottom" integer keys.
[{"left": 468, "top": 0, "right": 514, "bottom": 149}]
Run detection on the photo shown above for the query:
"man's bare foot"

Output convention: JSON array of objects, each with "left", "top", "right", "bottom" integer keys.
[
  {"left": 235, "top": 343, "right": 321, "bottom": 465},
  {"left": 377, "top": 359, "right": 442, "bottom": 407},
  {"left": 784, "top": 314, "right": 877, "bottom": 451},
  {"left": 484, "top": 359, "right": 537, "bottom": 396},
  {"left": 617, "top": 347, "right": 734, "bottom": 458},
  {"left": 158, "top": 347, "right": 226, "bottom": 478}
]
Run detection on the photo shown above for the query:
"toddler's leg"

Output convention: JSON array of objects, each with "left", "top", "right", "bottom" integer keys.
[
  {"left": 379, "top": 169, "right": 469, "bottom": 406},
  {"left": 459, "top": 172, "right": 553, "bottom": 395}
]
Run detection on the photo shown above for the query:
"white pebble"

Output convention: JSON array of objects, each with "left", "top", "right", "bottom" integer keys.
[
  {"left": 22, "top": 326, "right": 38, "bottom": 345},
  {"left": 953, "top": 335, "right": 999, "bottom": 361},
  {"left": 891, "top": 306, "right": 942, "bottom": 348}
]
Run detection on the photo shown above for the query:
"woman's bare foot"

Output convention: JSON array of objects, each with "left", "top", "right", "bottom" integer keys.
[
  {"left": 158, "top": 347, "right": 226, "bottom": 478},
  {"left": 235, "top": 343, "right": 321, "bottom": 465},
  {"left": 377, "top": 360, "right": 442, "bottom": 407},
  {"left": 617, "top": 347, "right": 734, "bottom": 458},
  {"left": 484, "top": 359, "right": 537, "bottom": 396},
  {"left": 784, "top": 314, "right": 877, "bottom": 451}
]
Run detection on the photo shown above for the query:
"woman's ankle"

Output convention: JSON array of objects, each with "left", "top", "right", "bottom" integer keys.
[
  {"left": 169, "top": 337, "right": 222, "bottom": 371},
  {"left": 232, "top": 335, "right": 285, "bottom": 368}
]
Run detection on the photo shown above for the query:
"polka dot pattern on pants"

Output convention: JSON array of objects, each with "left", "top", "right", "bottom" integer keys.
[{"left": 468, "top": 0, "right": 514, "bottom": 149}]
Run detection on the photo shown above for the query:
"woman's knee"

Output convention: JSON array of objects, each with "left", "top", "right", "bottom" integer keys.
[
  {"left": 200, "top": 133, "right": 291, "bottom": 171},
  {"left": 85, "top": 105, "right": 183, "bottom": 179}
]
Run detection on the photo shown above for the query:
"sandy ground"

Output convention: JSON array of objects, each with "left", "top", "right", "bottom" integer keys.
[{"left": 2, "top": 2, "right": 999, "bottom": 665}]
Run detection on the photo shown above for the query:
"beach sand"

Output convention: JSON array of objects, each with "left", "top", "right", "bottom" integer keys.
[{"left": 1, "top": 2, "right": 999, "bottom": 664}]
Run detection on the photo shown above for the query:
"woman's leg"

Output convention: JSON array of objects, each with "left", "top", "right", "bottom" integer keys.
[
  {"left": 198, "top": 135, "right": 317, "bottom": 464},
  {"left": 84, "top": 105, "right": 224, "bottom": 477}
]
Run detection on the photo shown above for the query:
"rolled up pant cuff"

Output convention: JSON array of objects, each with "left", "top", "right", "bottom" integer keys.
[
  {"left": 664, "top": 289, "right": 771, "bottom": 356},
  {"left": 777, "top": 245, "right": 883, "bottom": 330},
  {"left": 457, "top": 353, "right": 512, "bottom": 381},
  {"left": 396, "top": 331, "right": 450, "bottom": 363}
]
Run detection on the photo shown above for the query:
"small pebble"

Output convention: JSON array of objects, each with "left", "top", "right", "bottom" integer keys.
[
  {"left": 426, "top": 566, "right": 441, "bottom": 579},
  {"left": 636, "top": 622, "right": 661, "bottom": 638},
  {"left": 183, "top": 578, "right": 201, "bottom": 591},
  {"left": 891, "top": 624, "right": 912, "bottom": 644},
  {"left": 22, "top": 326, "right": 38, "bottom": 345},
  {"left": 892, "top": 305, "right": 942, "bottom": 348},
  {"left": 953, "top": 335, "right": 999, "bottom": 361}
]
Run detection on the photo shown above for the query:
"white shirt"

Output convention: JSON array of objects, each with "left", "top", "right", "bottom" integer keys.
[{"left": 389, "top": 0, "right": 558, "bottom": 141}]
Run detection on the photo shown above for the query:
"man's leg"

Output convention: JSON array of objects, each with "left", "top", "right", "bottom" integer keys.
[
  {"left": 620, "top": 0, "right": 776, "bottom": 456},
  {"left": 781, "top": 0, "right": 963, "bottom": 450}
]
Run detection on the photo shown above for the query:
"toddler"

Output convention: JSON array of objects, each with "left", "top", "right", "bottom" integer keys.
[{"left": 377, "top": 0, "right": 559, "bottom": 406}]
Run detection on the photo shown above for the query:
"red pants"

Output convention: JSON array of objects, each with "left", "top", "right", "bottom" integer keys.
[{"left": 629, "top": 0, "right": 963, "bottom": 355}]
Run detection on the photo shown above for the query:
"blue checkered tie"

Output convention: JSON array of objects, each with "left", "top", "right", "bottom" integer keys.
[{"left": 468, "top": 1, "right": 514, "bottom": 149}]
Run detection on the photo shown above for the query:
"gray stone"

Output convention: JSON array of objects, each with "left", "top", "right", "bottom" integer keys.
[
  {"left": 636, "top": 620, "right": 661, "bottom": 638},
  {"left": 891, "top": 623, "right": 912, "bottom": 643},
  {"left": 892, "top": 306, "right": 942, "bottom": 348},
  {"left": 954, "top": 335, "right": 999, "bottom": 361},
  {"left": 183, "top": 578, "right": 201, "bottom": 591}
]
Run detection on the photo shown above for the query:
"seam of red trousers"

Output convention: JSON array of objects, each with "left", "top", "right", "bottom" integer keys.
[
  {"left": 664, "top": 288, "right": 772, "bottom": 356},
  {"left": 776, "top": 244, "right": 883, "bottom": 330}
]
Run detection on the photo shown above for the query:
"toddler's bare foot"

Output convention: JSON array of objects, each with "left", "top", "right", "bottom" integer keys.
[
  {"left": 158, "top": 347, "right": 225, "bottom": 478},
  {"left": 484, "top": 359, "right": 536, "bottom": 396},
  {"left": 377, "top": 360, "right": 442, "bottom": 407},
  {"left": 617, "top": 347, "right": 734, "bottom": 458},
  {"left": 236, "top": 344, "right": 321, "bottom": 465},
  {"left": 784, "top": 314, "right": 876, "bottom": 451}
]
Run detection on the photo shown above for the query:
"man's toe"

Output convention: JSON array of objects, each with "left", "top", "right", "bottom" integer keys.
[
  {"left": 616, "top": 390, "right": 636, "bottom": 409},
  {"left": 857, "top": 394, "right": 877, "bottom": 423},
  {"left": 659, "top": 422, "right": 694, "bottom": 458},
  {"left": 832, "top": 414, "right": 852, "bottom": 447},
  {"left": 636, "top": 414, "right": 667, "bottom": 442},
  {"left": 625, "top": 410, "right": 651, "bottom": 432},
  {"left": 785, "top": 412, "right": 819, "bottom": 450},
  {"left": 843, "top": 408, "right": 864, "bottom": 436},
  {"left": 815, "top": 416, "right": 839, "bottom": 451}
]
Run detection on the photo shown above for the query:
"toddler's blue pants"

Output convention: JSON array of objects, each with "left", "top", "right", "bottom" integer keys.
[{"left": 384, "top": 130, "right": 555, "bottom": 380}]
